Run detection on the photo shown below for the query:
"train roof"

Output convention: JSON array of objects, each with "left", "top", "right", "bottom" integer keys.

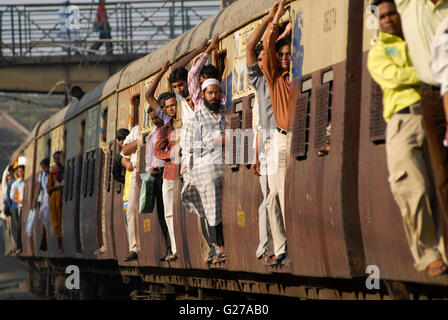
[{"left": 12, "top": 0, "right": 276, "bottom": 158}]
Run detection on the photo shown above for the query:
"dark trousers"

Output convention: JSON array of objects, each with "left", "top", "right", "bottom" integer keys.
[
  {"left": 155, "top": 168, "right": 171, "bottom": 251},
  {"left": 212, "top": 223, "right": 224, "bottom": 248},
  {"left": 11, "top": 207, "right": 22, "bottom": 251},
  {"left": 90, "top": 27, "right": 112, "bottom": 54},
  {"left": 420, "top": 86, "right": 448, "bottom": 241}
]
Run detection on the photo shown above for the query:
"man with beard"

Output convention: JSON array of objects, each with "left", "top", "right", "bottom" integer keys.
[{"left": 181, "top": 78, "right": 226, "bottom": 264}]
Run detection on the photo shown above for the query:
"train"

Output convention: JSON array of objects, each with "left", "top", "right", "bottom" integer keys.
[{"left": 4, "top": 0, "right": 448, "bottom": 300}]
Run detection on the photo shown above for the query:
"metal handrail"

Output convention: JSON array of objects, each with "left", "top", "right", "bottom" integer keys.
[{"left": 0, "top": 1, "right": 221, "bottom": 57}]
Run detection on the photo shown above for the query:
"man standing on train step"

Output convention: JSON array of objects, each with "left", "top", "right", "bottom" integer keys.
[
  {"left": 121, "top": 96, "right": 141, "bottom": 262},
  {"left": 367, "top": 0, "right": 447, "bottom": 276},
  {"left": 181, "top": 78, "right": 226, "bottom": 264},
  {"left": 246, "top": 2, "right": 281, "bottom": 265},
  {"left": 154, "top": 93, "right": 180, "bottom": 262},
  {"left": 393, "top": 0, "right": 448, "bottom": 267},
  {"left": 147, "top": 61, "right": 180, "bottom": 262},
  {"left": 259, "top": 0, "right": 291, "bottom": 265},
  {"left": 10, "top": 165, "right": 25, "bottom": 255}
]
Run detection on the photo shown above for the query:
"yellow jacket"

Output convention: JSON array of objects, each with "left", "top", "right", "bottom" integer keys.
[{"left": 367, "top": 32, "right": 421, "bottom": 122}]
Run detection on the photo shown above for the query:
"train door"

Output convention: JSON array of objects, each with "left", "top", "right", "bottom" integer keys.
[
  {"left": 98, "top": 94, "right": 118, "bottom": 260},
  {"left": 79, "top": 106, "right": 102, "bottom": 259},
  {"left": 62, "top": 117, "right": 84, "bottom": 257}
]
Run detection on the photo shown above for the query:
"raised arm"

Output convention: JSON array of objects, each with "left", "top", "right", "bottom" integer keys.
[
  {"left": 145, "top": 60, "right": 170, "bottom": 112},
  {"left": 246, "top": 1, "right": 278, "bottom": 66},
  {"left": 173, "top": 39, "right": 208, "bottom": 70},
  {"left": 261, "top": 0, "right": 285, "bottom": 87},
  {"left": 188, "top": 35, "right": 220, "bottom": 107}
]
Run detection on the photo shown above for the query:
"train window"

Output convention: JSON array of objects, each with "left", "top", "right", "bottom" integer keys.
[
  {"left": 70, "top": 158, "right": 75, "bottom": 201},
  {"left": 234, "top": 100, "right": 243, "bottom": 113},
  {"left": 106, "top": 144, "right": 113, "bottom": 193},
  {"left": 131, "top": 94, "right": 140, "bottom": 127},
  {"left": 82, "top": 156, "right": 89, "bottom": 198},
  {"left": 102, "top": 108, "right": 108, "bottom": 143},
  {"left": 369, "top": 79, "right": 386, "bottom": 144},
  {"left": 291, "top": 77, "right": 312, "bottom": 161},
  {"left": 213, "top": 50, "right": 227, "bottom": 83},
  {"left": 314, "top": 70, "right": 333, "bottom": 157},
  {"left": 46, "top": 138, "right": 51, "bottom": 160},
  {"left": 242, "top": 94, "right": 254, "bottom": 167},
  {"left": 89, "top": 151, "right": 96, "bottom": 197},
  {"left": 228, "top": 98, "right": 243, "bottom": 171}
]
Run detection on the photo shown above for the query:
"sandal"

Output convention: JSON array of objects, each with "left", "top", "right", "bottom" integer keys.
[
  {"left": 212, "top": 251, "right": 227, "bottom": 264},
  {"left": 427, "top": 259, "right": 447, "bottom": 277},
  {"left": 259, "top": 254, "right": 275, "bottom": 265}
]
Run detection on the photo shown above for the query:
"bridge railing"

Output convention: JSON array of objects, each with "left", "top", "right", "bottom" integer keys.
[{"left": 0, "top": 0, "right": 221, "bottom": 57}]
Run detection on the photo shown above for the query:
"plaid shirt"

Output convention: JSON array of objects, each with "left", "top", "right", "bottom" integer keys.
[
  {"left": 181, "top": 105, "right": 225, "bottom": 227},
  {"left": 182, "top": 105, "right": 226, "bottom": 168}
]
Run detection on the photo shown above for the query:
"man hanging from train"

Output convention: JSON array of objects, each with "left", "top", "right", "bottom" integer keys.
[
  {"left": 10, "top": 165, "right": 25, "bottom": 255},
  {"left": 258, "top": 0, "right": 292, "bottom": 265},
  {"left": 367, "top": 0, "right": 447, "bottom": 276},
  {"left": 181, "top": 77, "right": 227, "bottom": 264},
  {"left": 35, "top": 158, "right": 50, "bottom": 252},
  {"left": 146, "top": 61, "right": 180, "bottom": 262},
  {"left": 121, "top": 96, "right": 141, "bottom": 262},
  {"left": 48, "top": 151, "right": 64, "bottom": 254},
  {"left": 113, "top": 128, "right": 135, "bottom": 259},
  {"left": 245, "top": 1, "right": 287, "bottom": 266},
  {"left": 393, "top": 2, "right": 448, "bottom": 265},
  {"left": 145, "top": 111, "right": 174, "bottom": 262}
]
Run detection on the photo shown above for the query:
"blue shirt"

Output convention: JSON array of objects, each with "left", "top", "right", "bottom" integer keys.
[{"left": 6, "top": 179, "right": 18, "bottom": 211}]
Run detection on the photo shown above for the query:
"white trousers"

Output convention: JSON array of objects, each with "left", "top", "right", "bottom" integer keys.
[
  {"left": 265, "top": 132, "right": 287, "bottom": 257},
  {"left": 162, "top": 179, "right": 177, "bottom": 254}
]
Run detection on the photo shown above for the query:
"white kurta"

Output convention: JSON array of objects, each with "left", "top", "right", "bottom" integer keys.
[
  {"left": 181, "top": 106, "right": 225, "bottom": 227},
  {"left": 37, "top": 172, "right": 50, "bottom": 228}
]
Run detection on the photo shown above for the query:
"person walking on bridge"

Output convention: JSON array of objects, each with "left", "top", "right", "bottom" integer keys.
[{"left": 90, "top": 0, "right": 113, "bottom": 55}]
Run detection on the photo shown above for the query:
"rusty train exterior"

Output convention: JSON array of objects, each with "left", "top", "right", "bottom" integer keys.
[{"left": 6, "top": 0, "right": 448, "bottom": 300}]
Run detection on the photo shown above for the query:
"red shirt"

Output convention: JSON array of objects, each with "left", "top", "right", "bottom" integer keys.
[
  {"left": 154, "top": 119, "right": 178, "bottom": 180},
  {"left": 97, "top": 5, "right": 107, "bottom": 23}
]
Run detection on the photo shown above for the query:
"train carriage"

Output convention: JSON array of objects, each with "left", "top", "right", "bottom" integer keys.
[
  {"left": 357, "top": 0, "right": 448, "bottom": 288},
  {"left": 7, "top": 0, "right": 448, "bottom": 300}
]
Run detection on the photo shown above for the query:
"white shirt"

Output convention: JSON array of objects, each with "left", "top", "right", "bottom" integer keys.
[
  {"left": 37, "top": 171, "right": 49, "bottom": 203},
  {"left": 176, "top": 93, "right": 195, "bottom": 125},
  {"left": 10, "top": 178, "right": 25, "bottom": 208},
  {"left": 431, "top": 16, "right": 448, "bottom": 96},
  {"left": 122, "top": 125, "right": 139, "bottom": 168}
]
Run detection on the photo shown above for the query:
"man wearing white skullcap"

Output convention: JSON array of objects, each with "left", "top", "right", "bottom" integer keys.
[{"left": 181, "top": 77, "right": 227, "bottom": 264}]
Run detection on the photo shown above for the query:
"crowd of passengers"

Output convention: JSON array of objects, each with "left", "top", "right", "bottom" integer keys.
[{"left": 3, "top": 0, "right": 448, "bottom": 275}]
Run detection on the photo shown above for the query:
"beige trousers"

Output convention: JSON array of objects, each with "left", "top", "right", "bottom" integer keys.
[
  {"left": 162, "top": 179, "right": 177, "bottom": 254},
  {"left": 265, "top": 131, "right": 287, "bottom": 257},
  {"left": 125, "top": 170, "right": 137, "bottom": 253},
  {"left": 386, "top": 113, "right": 447, "bottom": 271}
]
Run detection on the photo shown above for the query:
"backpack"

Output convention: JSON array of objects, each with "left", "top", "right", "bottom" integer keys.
[{"left": 112, "top": 154, "right": 125, "bottom": 184}]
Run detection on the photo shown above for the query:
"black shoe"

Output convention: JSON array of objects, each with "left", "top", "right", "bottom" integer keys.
[
  {"left": 94, "top": 248, "right": 104, "bottom": 256},
  {"left": 166, "top": 253, "right": 178, "bottom": 261},
  {"left": 269, "top": 253, "right": 287, "bottom": 266},
  {"left": 124, "top": 251, "right": 138, "bottom": 262},
  {"left": 159, "top": 250, "right": 173, "bottom": 261}
]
